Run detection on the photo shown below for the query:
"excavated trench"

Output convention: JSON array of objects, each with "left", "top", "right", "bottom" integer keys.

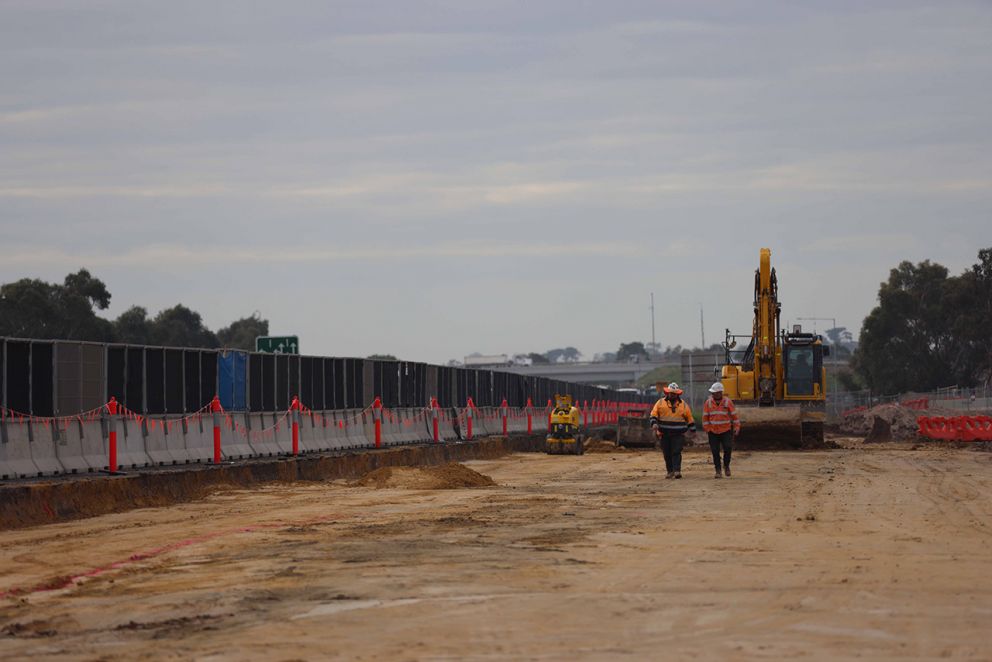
[{"left": 0, "top": 434, "right": 546, "bottom": 530}]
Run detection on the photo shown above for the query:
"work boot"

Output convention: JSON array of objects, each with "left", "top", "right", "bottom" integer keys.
[
  {"left": 724, "top": 467, "right": 731, "bottom": 477},
  {"left": 674, "top": 472, "right": 682, "bottom": 479},
  {"left": 714, "top": 470, "right": 722, "bottom": 479},
  {"left": 665, "top": 472, "right": 674, "bottom": 479}
]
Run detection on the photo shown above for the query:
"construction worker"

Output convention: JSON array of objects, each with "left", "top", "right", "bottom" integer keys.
[
  {"left": 650, "top": 382, "right": 695, "bottom": 479},
  {"left": 702, "top": 382, "right": 741, "bottom": 478}
]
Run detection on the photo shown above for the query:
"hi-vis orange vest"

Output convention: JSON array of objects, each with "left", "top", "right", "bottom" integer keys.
[
  {"left": 702, "top": 396, "right": 741, "bottom": 434},
  {"left": 650, "top": 398, "right": 695, "bottom": 435}
]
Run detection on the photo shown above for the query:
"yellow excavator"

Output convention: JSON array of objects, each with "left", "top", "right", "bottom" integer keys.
[
  {"left": 546, "top": 394, "right": 584, "bottom": 455},
  {"left": 720, "top": 248, "right": 830, "bottom": 446}
]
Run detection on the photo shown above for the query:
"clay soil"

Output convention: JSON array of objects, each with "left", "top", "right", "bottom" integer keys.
[{"left": 1, "top": 439, "right": 991, "bottom": 660}]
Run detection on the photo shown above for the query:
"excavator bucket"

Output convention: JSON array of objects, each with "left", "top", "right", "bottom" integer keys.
[{"left": 735, "top": 405, "right": 825, "bottom": 449}]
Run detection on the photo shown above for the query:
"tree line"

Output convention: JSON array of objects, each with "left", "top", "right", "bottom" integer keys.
[
  {"left": 853, "top": 247, "right": 992, "bottom": 393},
  {"left": 0, "top": 270, "right": 268, "bottom": 351}
]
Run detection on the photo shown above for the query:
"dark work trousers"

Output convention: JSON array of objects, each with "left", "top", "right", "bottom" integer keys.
[
  {"left": 661, "top": 433, "right": 685, "bottom": 473},
  {"left": 708, "top": 431, "right": 733, "bottom": 471}
]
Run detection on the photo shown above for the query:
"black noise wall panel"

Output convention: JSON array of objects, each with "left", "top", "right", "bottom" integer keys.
[
  {"left": 165, "top": 349, "right": 183, "bottom": 413},
  {"left": 30, "top": 343, "right": 54, "bottom": 417},
  {"left": 312, "top": 358, "right": 325, "bottom": 410},
  {"left": 145, "top": 348, "right": 165, "bottom": 415},
  {"left": 0, "top": 340, "right": 5, "bottom": 408},
  {"left": 249, "top": 354, "right": 263, "bottom": 411},
  {"left": 5, "top": 341, "right": 30, "bottom": 414},
  {"left": 348, "top": 359, "right": 362, "bottom": 408},
  {"left": 330, "top": 359, "right": 345, "bottom": 409},
  {"left": 200, "top": 352, "right": 217, "bottom": 403},
  {"left": 184, "top": 351, "right": 200, "bottom": 412},
  {"left": 55, "top": 342, "right": 82, "bottom": 415},
  {"left": 300, "top": 357, "right": 314, "bottom": 408},
  {"left": 261, "top": 354, "right": 275, "bottom": 411},
  {"left": 107, "top": 346, "right": 126, "bottom": 405},
  {"left": 275, "top": 355, "right": 288, "bottom": 411},
  {"left": 125, "top": 347, "right": 144, "bottom": 413},
  {"left": 288, "top": 356, "right": 300, "bottom": 402}
]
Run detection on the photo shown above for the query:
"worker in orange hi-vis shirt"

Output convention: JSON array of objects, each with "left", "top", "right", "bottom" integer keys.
[{"left": 702, "top": 382, "right": 741, "bottom": 479}]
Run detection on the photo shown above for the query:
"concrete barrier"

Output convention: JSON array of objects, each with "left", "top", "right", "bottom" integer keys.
[
  {"left": 53, "top": 418, "right": 92, "bottom": 474},
  {"left": 116, "top": 418, "right": 152, "bottom": 469},
  {"left": 144, "top": 419, "right": 179, "bottom": 465},
  {"left": 183, "top": 415, "right": 214, "bottom": 463},
  {"left": 246, "top": 412, "right": 279, "bottom": 457},
  {"left": 221, "top": 413, "right": 255, "bottom": 460},
  {"left": 0, "top": 421, "right": 41, "bottom": 479},
  {"left": 78, "top": 420, "right": 108, "bottom": 471},
  {"left": 25, "top": 422, "right": 65, "bottom": 476}
]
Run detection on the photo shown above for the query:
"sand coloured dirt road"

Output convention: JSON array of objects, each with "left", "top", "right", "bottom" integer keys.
[{"left": 1, "top": 441, "right": 990, "bottom": 660}]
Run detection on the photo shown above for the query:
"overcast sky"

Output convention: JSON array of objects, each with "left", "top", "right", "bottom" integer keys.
[{"left": 1, "top": 1, "right": 990, "bottom": 363}]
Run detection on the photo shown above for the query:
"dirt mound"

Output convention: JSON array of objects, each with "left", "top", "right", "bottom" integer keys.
[
  {"left": 584, "top": 437, "right": 629, "bottom": 453},
  {"left": 841, "top": 403, "right": 923, "bottom": 441},
  {"left": 350, "top": 463, "right": 496, "bottom": 489}
]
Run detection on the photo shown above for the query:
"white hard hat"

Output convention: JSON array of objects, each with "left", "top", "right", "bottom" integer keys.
[
  {"left": 708, "top": 382, "right": 724, "bottom": 394},
  {"left": 663, "top": 382, "right": 683, "bottom": 395}
]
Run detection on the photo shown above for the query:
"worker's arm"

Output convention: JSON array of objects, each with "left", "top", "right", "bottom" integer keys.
[
  {"left": 684, "top": 404, "right": 696, "bottom": 434},
  {"left": 700, "top": 400, "right": 711, "bottom": 433},
  {"left": 650, "top": 400, "right": 663, "bottom": 438},
  {"left": 728, "top": 399, "right": 741, "bottom": 435}
]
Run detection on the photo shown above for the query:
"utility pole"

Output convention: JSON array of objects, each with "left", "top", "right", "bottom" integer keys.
[
  {"left": 650, "top": 293, "right": 656, "bottom": 351},
  {"left": 699, "top": 304, "right": 705, "bottom": 349}
]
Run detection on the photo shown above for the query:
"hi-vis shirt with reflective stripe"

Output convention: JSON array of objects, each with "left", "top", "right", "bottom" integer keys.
[
  {"left": 702, "top": 396, "right": 741, "bottom": 434},
  {"left": 650, "top": 398, "right": 695, "bottom": 435}
]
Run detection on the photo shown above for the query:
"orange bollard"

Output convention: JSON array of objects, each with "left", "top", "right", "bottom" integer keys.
[
  {"left": 290, "top": 395, "right": 301, "bottom": 456},
  {"left": 526, "top": 398, "right": 533, "bottom": 434},
  {"left": 106, "top": 397, "right": 118, "bottom": 473},
  {"left": 373, "top": 397, "right": 383, "bottom": 448},
  {"left": 431, "top": 397, "right": 440, "bottom": 442},
  {"left": 210, "top": 395, "right": 223, "bottom": 464},
  {"left": 466, "top": 397, "right": 475, "bottom": 440}
]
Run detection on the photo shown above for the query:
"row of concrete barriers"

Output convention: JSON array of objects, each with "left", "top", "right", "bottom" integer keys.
[{"left": 0, "top": 404, "right": 540, "bottom": 480}]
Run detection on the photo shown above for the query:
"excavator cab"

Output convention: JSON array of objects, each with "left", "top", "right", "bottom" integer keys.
[{"left": 546, "top": 394, "right": 584, "bottom": 455}]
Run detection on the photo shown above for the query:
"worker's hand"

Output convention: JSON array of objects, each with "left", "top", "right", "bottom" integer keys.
[{"left": 653, "top": 428, "right": 662, "bottom": 440}]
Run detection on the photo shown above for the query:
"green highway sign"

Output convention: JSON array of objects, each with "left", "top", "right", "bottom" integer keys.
[{"left": 256, "top": 335, "right": 300, "bottom": 354}]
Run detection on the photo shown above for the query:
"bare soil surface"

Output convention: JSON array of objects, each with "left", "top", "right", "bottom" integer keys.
[{"left": 1, "top": 440, "right": 991, "bottom": 660}]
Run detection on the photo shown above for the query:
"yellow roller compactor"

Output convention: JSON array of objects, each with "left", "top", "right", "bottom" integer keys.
[
  {"left": 546, "top": 395, "right": 584, "bottom": 455},
  {"left": 721, "top": 248, "right": 830, "bottom": 446}
]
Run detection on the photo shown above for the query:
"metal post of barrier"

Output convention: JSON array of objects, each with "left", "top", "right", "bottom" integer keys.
[
  {"left": 430, "top": 397, "right": 440, "bottom": 442},
  {"left": 501, "top": 398, "right": 508, "bottom": 436},
  {"left": 106, "top": 396, "right": 119, "bottom": 473},
  {"left": 290, "top": 395, "right": 301, "bottom": 456},
  {"left": 373, "top": 397, "right": 383, "bottom": 448},
  {"left": 526, "top": 398, "right": 533, "bottom": 434},
  {"left": 466, "top": 397, "right": 475, "bottom": 440},
  {"left": 211, "top": 395, "right": 222, "bottom": 464}
]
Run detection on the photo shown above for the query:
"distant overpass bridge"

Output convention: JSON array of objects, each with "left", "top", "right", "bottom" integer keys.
[{"left": 499, "top": 361, "right": 679, "bottom": 386}]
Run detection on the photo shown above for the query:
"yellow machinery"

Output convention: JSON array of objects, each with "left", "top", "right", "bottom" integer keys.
[
  {"left": 720, "top": 248, "right": 830, "bottom": 445},
  {"left": 546, "top": 394, "right": 584, "bottom": 455}
]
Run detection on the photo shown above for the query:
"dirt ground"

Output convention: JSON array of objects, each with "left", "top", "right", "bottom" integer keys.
[{"left": 1, "top": 439, "right": 991, "bottom": 660}]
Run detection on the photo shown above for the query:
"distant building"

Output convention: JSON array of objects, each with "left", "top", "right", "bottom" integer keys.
[{"left": 464, "top": 354, "right": 511, "bottom": 368}]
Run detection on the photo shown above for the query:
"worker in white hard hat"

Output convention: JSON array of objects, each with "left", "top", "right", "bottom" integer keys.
[
  {"left": 650, "top": 382, "right": 695, "bottom": 479},
  {"left": 702, "top": 381, "right": 741, "bottom": 478}
]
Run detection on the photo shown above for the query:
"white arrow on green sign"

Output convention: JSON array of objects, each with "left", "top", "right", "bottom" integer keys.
[{"left": 255, "top": 335, "right": 300, "bottom": 354}]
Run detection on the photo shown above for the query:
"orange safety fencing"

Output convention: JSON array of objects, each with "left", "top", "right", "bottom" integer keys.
[{"left": 917, "top": 415, "right": 992, "bottom": 442}]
